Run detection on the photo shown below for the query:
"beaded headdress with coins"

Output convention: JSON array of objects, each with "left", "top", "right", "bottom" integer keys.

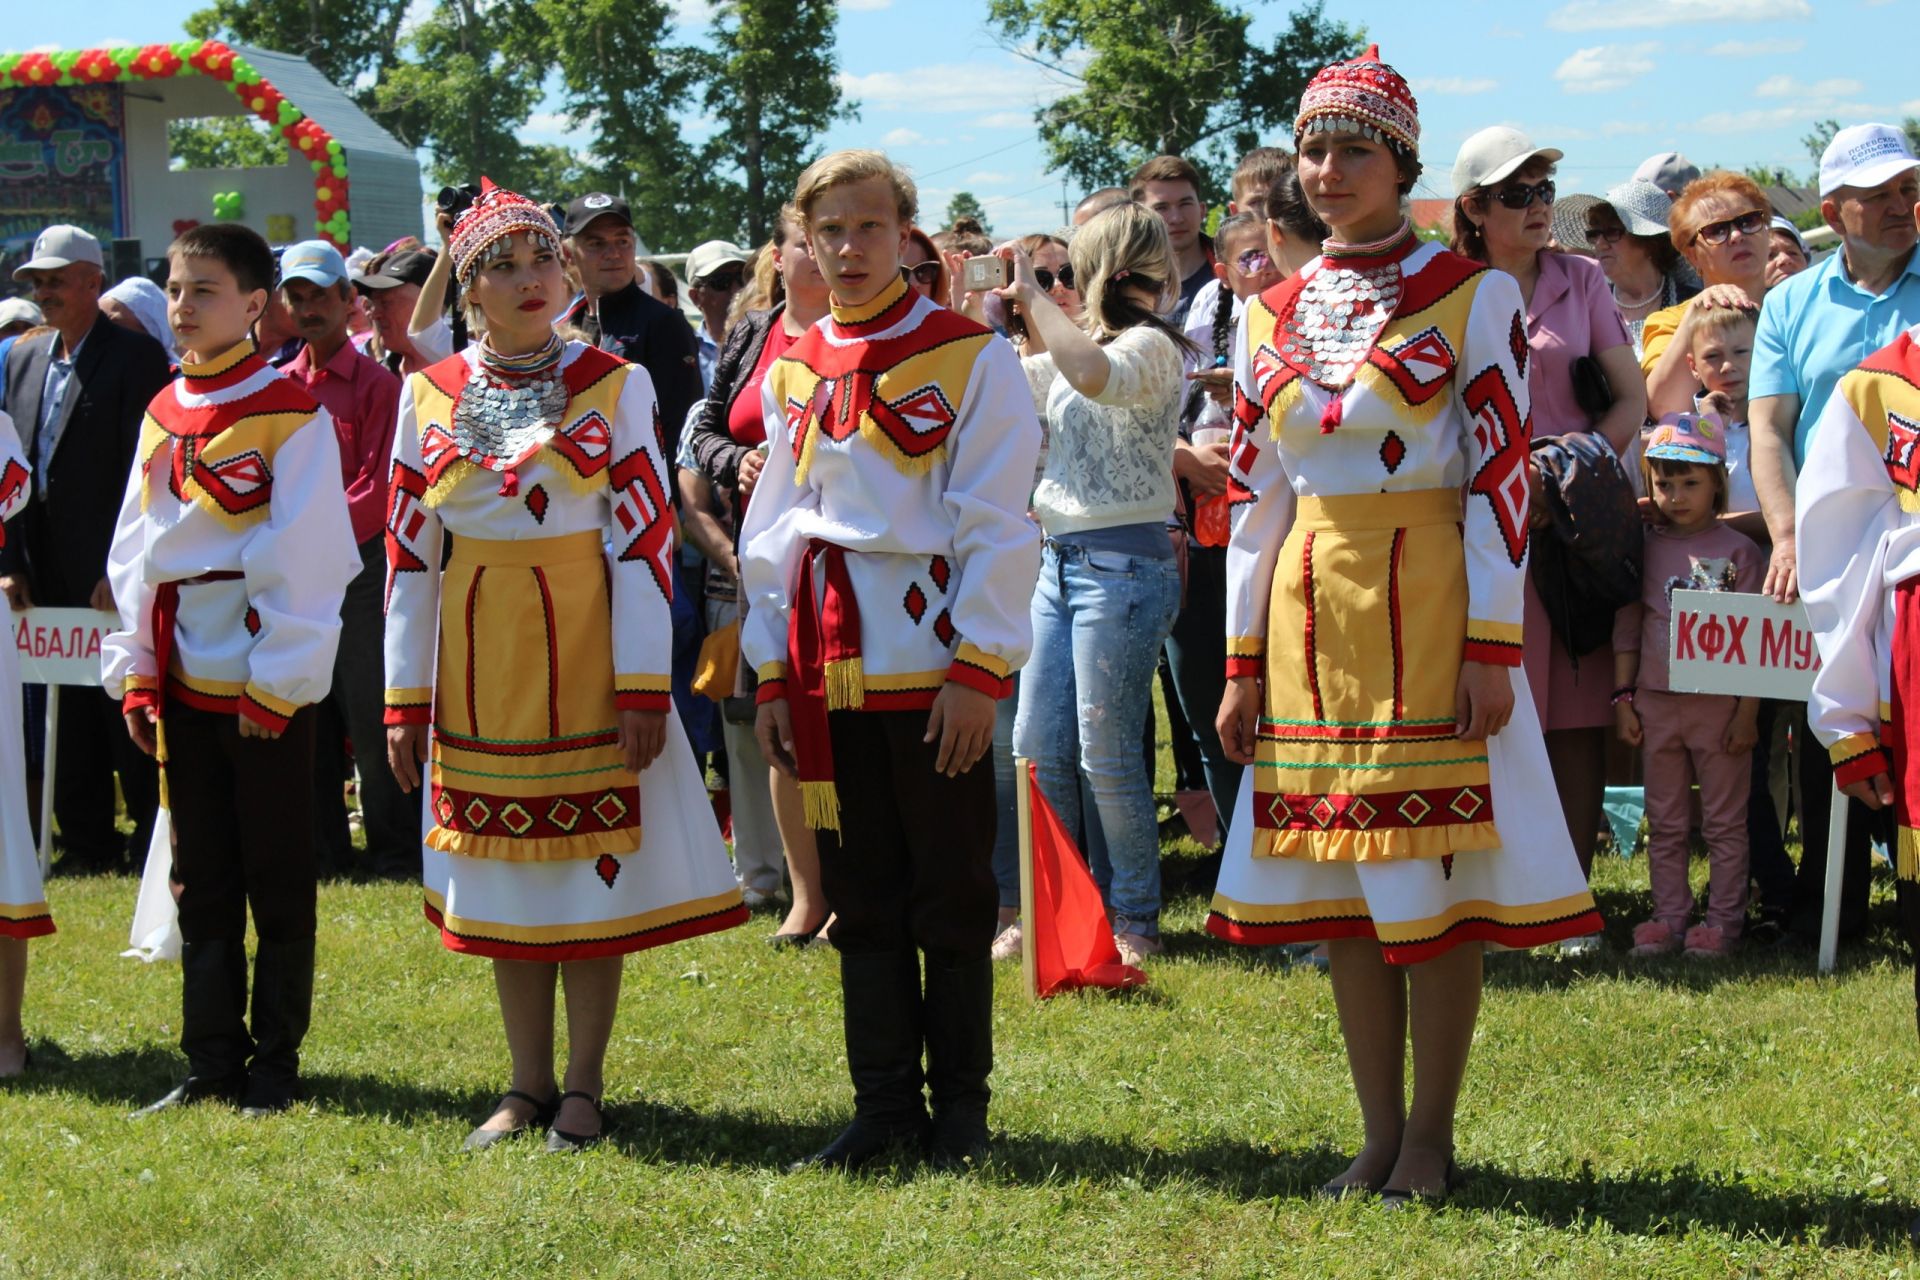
[
  {"left": 449, "top": 178, "right": 561, "bottom": 287},
  {"left": 1293, "top": 44, "right": 1420, "bottom": 159}
]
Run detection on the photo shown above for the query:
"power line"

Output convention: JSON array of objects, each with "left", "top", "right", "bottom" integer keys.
[{"left": 915, "top": 135, "right": 1040, "bottom": 181}]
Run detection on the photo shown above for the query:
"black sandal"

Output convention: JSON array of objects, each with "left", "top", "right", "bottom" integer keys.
[
  {"left": 463, "top": 1088, "right": 558, "bottom": 1152},
  {"left": 545, "top": 1090, "right": 605, "bottom": 1153}
]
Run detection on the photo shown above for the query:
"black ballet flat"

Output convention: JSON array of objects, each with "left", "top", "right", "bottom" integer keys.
[
  {"left": 463, "top": 1088, "right": 558, "bottom": 1152},
  {"left": 544, "top": 1090, "right": 605, "bottom": 1153},
  {"left": 1379, "top": 1159, "right": 1464, "bottom": 1210},
  {"left": 1315, "top": 1175, "right": 1383, "bottom": 1201}
]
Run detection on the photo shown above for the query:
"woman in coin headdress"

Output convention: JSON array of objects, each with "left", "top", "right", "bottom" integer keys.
[
  {"left": 383, "top": 182, "right": 746, "bottom": 1152},
  {"left": 1208, "top": 50, "right": 1601, "bottom": 1203}
]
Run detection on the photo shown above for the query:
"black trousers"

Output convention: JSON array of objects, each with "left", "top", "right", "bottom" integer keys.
[
  {"left": 313, "top": 537, "right": 419, "bottom": 877},
  {"left": 817, "top": 710, "right": 997, "bottom": 957},
  {"left": 52, "top": 684, "right": 158, "bottom": 868},
  {"left": 166, "top": 704, "right": 318, "bottom": 944}
]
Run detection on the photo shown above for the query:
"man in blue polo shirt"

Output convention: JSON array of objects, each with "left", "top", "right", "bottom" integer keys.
[
  {"left": 1748, "top": 122, "right": 1920, "bottom": 945},
  {"left": 1750, "top": 123, "right": 1920, "bottom": 604}
]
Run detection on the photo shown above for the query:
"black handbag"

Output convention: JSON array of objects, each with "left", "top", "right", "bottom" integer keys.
[{"left": 1570, "top": 354, "right": 1614, "bottom": 421}]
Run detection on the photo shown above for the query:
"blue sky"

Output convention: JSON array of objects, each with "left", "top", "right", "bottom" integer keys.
[{"left": 15, "top": 0, "right": 1920, "bottom": 244}]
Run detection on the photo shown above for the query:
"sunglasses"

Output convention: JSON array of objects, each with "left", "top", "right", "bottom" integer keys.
[
  {"left": 904, "top": 262, "right": 942, "bottom": 287},
  {"left": 696, "top": 269, "right": 745, "bottom": 291},
  {"left": 1491, "top": 179, "right": 1556, "bottom": 210},
  {"left": 1035, "top": 264, "right": 1076, "bottom": 291},
  {"left": 1692, "top": 210, "right": 1768, "bottom": 247},
  {"left": 1234, "top": 249, "right": 1273, "bottom": 274},
  {"left": 1585, "top": 224, "right": 1628, "bottom": 246}
]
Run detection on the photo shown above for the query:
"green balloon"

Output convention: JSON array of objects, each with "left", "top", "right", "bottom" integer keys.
[{"left": 311, "top": 159, "right": 325, "bottom": 174}]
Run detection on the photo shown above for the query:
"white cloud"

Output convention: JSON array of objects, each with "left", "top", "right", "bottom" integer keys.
[
  {"left": 1705, "top": 37, "right": 1806, "bottom": 57},
  {"left": 1554, "top": 43, "right": 1657, "bottom": 94},
  {"left": 1549, "top": 0, "right": 1809, "bottom": 29},
  {"left": 843, "top": 0, "right": 892, "bottom": 8},
  {"left": 1903, "top": 99, "right": 1920, "bottom": 115},
  {"left": 1694, "top": 103, "right": 1876, "bottom": 134},
  {"left": 966, "top": 171, "right": 1014, "bottom": 187},
  {"left": 1416, "top": 76, "right": 1498, "bottom": 95},
  {"left": 880, "top": 127, "right": 927, "bottom": 147},
  {"left": 839, "top": 62, "right": 1071, "bottom": 114},
  {"left": 973, "top": 111, "right": 1036, "bottom": 130},
  {"left": 1754, "top": 74, "right": 1865, "bottom": 99}
]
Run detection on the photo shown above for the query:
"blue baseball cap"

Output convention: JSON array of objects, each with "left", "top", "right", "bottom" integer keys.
[{"left": 279, "top": 240, "right": 348, "bottom": 287}]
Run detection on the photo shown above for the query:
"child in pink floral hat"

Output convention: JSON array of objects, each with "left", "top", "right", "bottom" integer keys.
[{"left": 1613, "top": 413, "right": 1766, "bottom": 958}]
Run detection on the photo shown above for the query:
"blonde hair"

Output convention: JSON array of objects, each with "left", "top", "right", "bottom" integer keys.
[
  {"left": 1069, "top": 203, "right": 1184, "bottom": 346},
  {"left": 793, "top": 149, "right": 917, "bottom": 226},
  {"left": 1687, "top": 303, "right": 1755, "bottom": 350},
  {"left": 730, "top": 203, "right": 807, "bottom": 330}
]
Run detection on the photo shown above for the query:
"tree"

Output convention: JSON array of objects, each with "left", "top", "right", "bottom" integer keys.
[
  {"left": 987, "top": 0, "right": 1363, "bottom": 196},
  {"left": 1802, "top": 119, "right": 1840, "bottom": 164},
  {"left": 185, "top": 0, "right": 412, "bottom": 92},
  {"left": 1743, "top": 164, "right": 1799, "bottom": 188},
  {"left": 945, "top": 192, "right": 992, "bottom": 234},
  {"left": 168, "top": 115, "right": 287, "bottom": 171},
  {"left": 695, "top": 0, "right": 855, "bottom": 246}
]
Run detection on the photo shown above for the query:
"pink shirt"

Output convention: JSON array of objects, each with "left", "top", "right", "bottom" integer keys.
[
  {"left": 1525, "top": 251, "right": 1631, "bottom": 437},
  {"left": 283, "top": 338, "right": 402, "bottom": 545},
  {"left": 1612, "top": 521, "right": 1765, "bottom": 692}
]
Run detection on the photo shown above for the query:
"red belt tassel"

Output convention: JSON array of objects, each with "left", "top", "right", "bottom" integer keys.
[{"left": 787, "top": 540, "right": 865, "bottom": 832}]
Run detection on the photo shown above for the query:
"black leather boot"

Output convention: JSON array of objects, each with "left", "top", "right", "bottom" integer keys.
[
  {"left": 922, "top": 949, "right": 993, "bottom": 1170},
  {"left": 241, "top": 938, "right": 315, "bottom": 1116},
  {"left": 136, "top": 938, "right": 251, "bottom": 1116},
  {"left": 789, "top": 949, "right": 929, "bottom": 1173}
]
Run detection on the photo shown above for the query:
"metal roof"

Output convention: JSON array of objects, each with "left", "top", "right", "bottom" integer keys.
[{"left": 230, "top": 43, "right": 414, "bottom": 161}]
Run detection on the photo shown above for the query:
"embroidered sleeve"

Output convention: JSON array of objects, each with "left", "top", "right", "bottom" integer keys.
[
  {"left": 101, "top": 410, "right": 157, "bottom": 707},
  {"left": 1455, "top": 272, "right": 1532, "bottom": 667},
  {"left": 239, "top": 408, "right": 360, "bottom": 729},
  {"left": 383, "top": 379, "right": 444, "bottom": 725},
  {"left": 0, "top": 422, "right": 27, "bottom": 527},
  {"left": 1223, "top": 304, "right": 1296, "bottom": 680},
  {"left": 1801, "top": 377, "right": 1904, "bottom": 754},
  {"left": 738, "top": 376, "right": 820, "bottom": 683},
  {"left": 608, "top": 366, "right": 676, "bottom": 713},
  {"left": 938, "top": 340, "right": 1043, "bottom": 693}
]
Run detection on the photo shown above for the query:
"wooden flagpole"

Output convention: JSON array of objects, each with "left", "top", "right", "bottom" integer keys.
[{"left": 1015, "top": 755, "right": 1037, "bottom": 1000}]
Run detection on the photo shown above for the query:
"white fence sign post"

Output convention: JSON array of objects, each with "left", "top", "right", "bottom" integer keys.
[
  {"left": 1665, "top": 590, "right": 1846, "bottom": 973},
  {"left": 11, "top": 606, "right": 119, "bottom": 875}
]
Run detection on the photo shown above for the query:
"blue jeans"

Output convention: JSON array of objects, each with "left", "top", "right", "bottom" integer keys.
[
  {"left": 1013, "top": 540, "right": 1180, "bottom": 937},
  {"left": 992, "top": 675, "right": 1108, "bottom": 910}
]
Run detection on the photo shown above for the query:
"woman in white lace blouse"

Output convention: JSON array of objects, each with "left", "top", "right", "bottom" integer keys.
[{"left": 993, "top": 204, "right": 1195, "bottom": 967}]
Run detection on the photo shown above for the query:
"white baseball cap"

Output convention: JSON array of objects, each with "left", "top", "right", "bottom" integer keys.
[
  {"left": 12, "top": 225, "right": 104, "bottom": 280},
  {"left": 1631, "top": 152, "right": 1700, "bottom": 196},
  {"left": 0, "top": 298, "right": 44, "bottom": 329},
  {"left": 1819, "top": 123, "right": 1920, "bottom": 197},
  {"left": 1451, "top": 126, "right": 1564, "bottom": 197},
  {"left": 685, "top": 240, "right": 749, "bottom": 286}
]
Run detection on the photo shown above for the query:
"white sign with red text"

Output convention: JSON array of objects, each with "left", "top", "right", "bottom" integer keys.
[
  {"left": 11, "top": 607, "right": 117, "bottom": 688},
  {"left": 1666, "top": 590, "right": 1820, "bottom": 702}
]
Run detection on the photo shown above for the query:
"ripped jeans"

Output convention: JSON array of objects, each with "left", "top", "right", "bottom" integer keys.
[{"left": 1013, "top": 538, "right": 1181, "bottom": 937}]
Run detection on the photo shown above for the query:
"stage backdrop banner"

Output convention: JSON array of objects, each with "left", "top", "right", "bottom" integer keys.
[
  {"left": 1665, "top": 589, "right": 1820, "bottom": 702},
  {"left": 0, "top": 82, "right": 129, "bottom": 271},
  {"left": 12, "top": 606, "right": 117, "bottom": 688}
]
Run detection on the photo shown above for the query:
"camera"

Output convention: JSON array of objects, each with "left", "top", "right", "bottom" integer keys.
[
  {"left": 962, "top": 255, "right": 1007, "bottom": 292},
  {"left": 437, "top": 184, "right": 481, "bottom": 218}
]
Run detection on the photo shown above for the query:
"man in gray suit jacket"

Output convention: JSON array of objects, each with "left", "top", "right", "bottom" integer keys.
[{"left": 0, "top": 226, "right": 171, "bottom": 873}]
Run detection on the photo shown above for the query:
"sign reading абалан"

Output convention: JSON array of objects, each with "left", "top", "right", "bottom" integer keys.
[{"left": 1666, "top": 589, "right": 1821, "bottom": 702}]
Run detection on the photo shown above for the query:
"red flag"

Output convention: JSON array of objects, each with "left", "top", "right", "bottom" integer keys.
[{"left": 1026, "top": 763, "right": 1148, "bottom": 997}]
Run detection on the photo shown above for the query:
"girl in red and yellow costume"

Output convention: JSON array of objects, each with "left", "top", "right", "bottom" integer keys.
[
  {"left": 1797, "top": 321, "right": 1920, "bottom": 1027},
  {"left": 1210, "top": 48, "right": 1601, "bottom": 1203},
  {"left": 0, "top": 418, "right": 46, "bottom": 1079},
  {"left": 383, "top": 183, "right": 745, "bottom": 1151}
]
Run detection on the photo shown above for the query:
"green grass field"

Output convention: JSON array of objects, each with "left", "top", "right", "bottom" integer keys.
[{"left": 3, "top": 844, "right": 1920, "bottom": 1278}]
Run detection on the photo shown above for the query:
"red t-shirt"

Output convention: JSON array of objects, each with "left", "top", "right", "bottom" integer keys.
[{"left": 727, "top": 321, "right": 799, "bottom": 447}]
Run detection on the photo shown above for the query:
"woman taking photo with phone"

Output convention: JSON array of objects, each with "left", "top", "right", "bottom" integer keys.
[
  {"left": 994, "top": 203, "right": 1193, "bottom": 968},
  {"left": 1209, "top": 48, "right": 1599, "bottom": 1203}
]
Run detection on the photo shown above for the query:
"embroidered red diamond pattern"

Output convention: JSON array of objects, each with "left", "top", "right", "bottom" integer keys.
[
  {"left": 594, "top": 853, "right": 620, "bottom": 888},
  {"left": 1379, "top": 431, "right": 1406, "bottom": 474},
  {"left": 499, "top": 803, "right": 535, "bottom": 836},
  {"left": 244, "top": 607, "right": 260, "bottom": 637},
  {"left": 1508, "top": 312, "right": 1529, "bottom": 379},
  {"left": 524, "top": 483, "right": 549, "bottom": 523},
  {"left": 903, "top": 582, "right": 928, "bottom": 625},
  {"left": 1348, "top": 797, "right": 1379, "bottom": 829},
  {"left": 932, "top": 609, "right": 956, "bottom": 647},
  {"left": 1886, "top": 411, "right": 1920, "bottom": 492},
  {"left": 592, "top": 791, "right": 630, "bottom": 828},
  {"left": 463, "top": 796, "right": 492, "bottom": 830},
  {"left": 1461, "top": 365, "right": 1531, "bottom": 567},
  {"left": 435, "top": 792, "right": 455, "bottom": 826},
  {"left": 1309, "top": 797, "right": 1337, "bottom": 829},
  {"left": 928, "top": 555, "right": 951, "bottom": 594},
  {"left": 1449, "top": 788, "right": 1485, "bottom": 821},
  {"left": 1398, "top": 793, "right": 1432, "bottom": 825},
  {"left": 1267, "top": 795, "right": 1294, "bottom": 827},
  {"left": 547, "top": 798, "right": 582, "bottom": 832}
]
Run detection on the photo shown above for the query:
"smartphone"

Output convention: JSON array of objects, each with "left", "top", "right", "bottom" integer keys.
[{"left": 962, "top": 255, "right": 1007, "bottom": 292}]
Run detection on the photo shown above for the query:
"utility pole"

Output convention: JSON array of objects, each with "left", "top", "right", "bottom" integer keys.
[{"left": 1059, "top": 174, "right": 1069, "bottom": 227}]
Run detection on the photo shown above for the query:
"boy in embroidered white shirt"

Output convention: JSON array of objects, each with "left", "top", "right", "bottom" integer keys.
[
  {"left": 741, "top": 150, "right": 1040, "bottom": 1172},
  {"left": 103, "top": 223, "right": 358, "bottom": 1117}
]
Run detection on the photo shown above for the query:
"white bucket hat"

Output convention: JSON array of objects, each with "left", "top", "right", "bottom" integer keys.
[
  {"left": 1553, "top": 180, "right": 1674, "bottom": 252},
  {"left": 1450, "top": 126, "right": 1564, "bottom": 196}
]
